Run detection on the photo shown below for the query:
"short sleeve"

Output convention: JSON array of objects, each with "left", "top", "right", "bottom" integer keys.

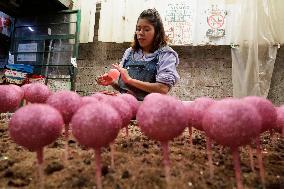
[{"left": 156, "top": 52, "right": 180, "bottom": 88}]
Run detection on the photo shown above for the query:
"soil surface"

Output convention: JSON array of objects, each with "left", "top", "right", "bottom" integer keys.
[{"left": 0, "top": 117, "right": 283, "bottom": 189}]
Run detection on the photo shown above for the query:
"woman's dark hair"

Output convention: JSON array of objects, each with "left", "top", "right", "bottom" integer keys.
[{"left": 131, "top": 8, "right": 168, "bottom": 52}]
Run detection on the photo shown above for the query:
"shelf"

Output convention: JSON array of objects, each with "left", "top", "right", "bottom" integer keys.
[
  {"left": 8, "top": 10, "right": 80, "bottom": 91},
  {"left": 11, "top": 50, "right": 73, "bottom": 54},
  {"left": 15, "top": 34, "right": 76, "bottom": 41},
  {"left": 25, "top": 64, "right": 73, "bottom": 67},
  {"left": 15, "top": 22, "right": 77, "bottom": 28}
]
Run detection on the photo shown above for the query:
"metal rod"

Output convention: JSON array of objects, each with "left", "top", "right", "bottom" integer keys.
[
  {"left": 11, "top": 50, "right": 73, "bottom": 54},
  {"left": 15, "top": 22, "right": 77, "bottom": 28},
  {"left": 230, "top": 43, "right": 281, "bottom": 48}
]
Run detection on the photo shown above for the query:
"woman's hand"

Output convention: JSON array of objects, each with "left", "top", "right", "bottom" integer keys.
[
  {"left": 96, "top": 73, "right": 114, "bottom": 86},
  {"left": 112, "top": 63, "right": 170, "bottom": 94},
  {"left": 112, "top": 63, "right": 132, "bottom": 84}
]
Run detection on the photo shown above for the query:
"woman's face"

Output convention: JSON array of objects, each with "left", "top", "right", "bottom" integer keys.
[{"left": 136, "top": 18, "right": 155, "bottom": 52}]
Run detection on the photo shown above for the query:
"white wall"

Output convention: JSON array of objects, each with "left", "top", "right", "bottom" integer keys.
[{"left": 97, "top": 0, "right": 284, "bottom": 45}]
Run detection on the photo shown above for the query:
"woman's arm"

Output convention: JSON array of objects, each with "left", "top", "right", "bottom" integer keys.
[{"left": 127, "top": 78, "right": 170, "bottom": 94}]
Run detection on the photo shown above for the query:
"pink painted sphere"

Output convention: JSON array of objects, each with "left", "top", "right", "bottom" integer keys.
[
  {"left": 101, "top": 96, "right": 132, "bottom": 128},
  {"left": 46, "top": 90, "right": 82, "bottom": 124},
  {"left": 243, "top": 96, "right": 277, "bottom": 132},
  {"left": 0, "top": 85, "right": 22, "bottom": 113},
  {"left": 184, "top": 97, "right": 214, "bottom": 131},
  {"left": 71, "top": 102, "right": 122, "bottom": 148},
  {"left": 136, "top": 93, "right": 188, "bottom": 142},
  {"left": 91, "top": 92, "right": 110, "bottom": 101},
  {"left": 202, "top": 99, "right": 262, "bottom": 148},
  {"left": 9, "top": 84, "right": 24, "bottom": 99},
  {"left": 9, "top": 104, "right": 63, "bottom": 151},
  {"left": 108, "top": 69, "right": 120, "bottom": 80},
  {"left": 22, "top": 83, "right": 51, "bottom": 103},
  {"left": 21, "top": 83, "right": 31, "bottom": 92},
  {"left": 118, "top": 93, "right": 139, "bottom": 118},
  {"left": 81, "top": 96, "right": 99, "bottom": 106}
]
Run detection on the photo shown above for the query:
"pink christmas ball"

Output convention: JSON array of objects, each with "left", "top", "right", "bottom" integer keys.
[
  {"left": 71, "top": 102, "right": 122, "bottom": 148},
  {"left": 202, "top": 99, "right": 262, "bottom": 148},
  {"left": 118, "top": 93, "right": 140, "bottom": 118},
  {"left": 184, "top": 97, "right": 214, "bottom": 131},
  {"left": 136, "top": 93, "right": 188, "bottom": 142},
  {"left": 108, "top": 69, "right": 120, "bottom": 80},
  {"left": 81, "top": 96, "right": 99, "bottom": 106},
  {"left": 22, "top": 83, "right": 51, "bottom": 103},
  {"left": 101, "top": 96, "right": 132, "bottom": 128},
  {"left": 243, "top": 96, "right": 277, "bottom": 132},
  {"left": 9, "top": 84, "right": 24, "bottom": 99},
  {"left": 46, "top": 90, "right": 82, "bottom": 124},
  {"left": 21, "top": 83, "right": 31, "bottom": 92},
  {"left": 0, "top": 85, "right": 22, "bottom": 113},
  {"left": 91, "top": 92, "right": 110, "bottom": 101},
  {"left": 9, "top": 104, "right": 63, "bottom": 151}
]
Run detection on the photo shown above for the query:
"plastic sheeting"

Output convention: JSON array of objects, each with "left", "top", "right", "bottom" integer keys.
[
  {"left": 72, "top": 0, "right": 96, "bottom": 43},
  {"left": 231, "top": 0, "right": 284, "bottom": 98},
  {"left": 232, "top": 46, "right": 278, "bottom": 97}
]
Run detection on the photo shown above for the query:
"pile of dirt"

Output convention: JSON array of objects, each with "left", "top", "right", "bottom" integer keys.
[{"left": 0, "top": 119, "right": 283, "bottom": 189}]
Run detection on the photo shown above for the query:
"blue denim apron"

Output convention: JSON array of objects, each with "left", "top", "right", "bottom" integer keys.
[{"left": 118, "top": 51, "right": 159, "bottom": 101}]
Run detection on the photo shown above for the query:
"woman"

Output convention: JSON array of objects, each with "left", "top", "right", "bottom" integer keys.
[{"left": 97, "top": 8, "right": 180, "bottom": 101}]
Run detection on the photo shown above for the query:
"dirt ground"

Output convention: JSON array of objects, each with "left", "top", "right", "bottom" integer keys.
[{"left": 0, "top": 117, "right": 283, "bottom": 189}]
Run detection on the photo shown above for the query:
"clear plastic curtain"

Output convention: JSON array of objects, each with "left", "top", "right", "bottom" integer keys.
[{"left": 231, "top": 0, "right": 283, "bottom": 98}]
